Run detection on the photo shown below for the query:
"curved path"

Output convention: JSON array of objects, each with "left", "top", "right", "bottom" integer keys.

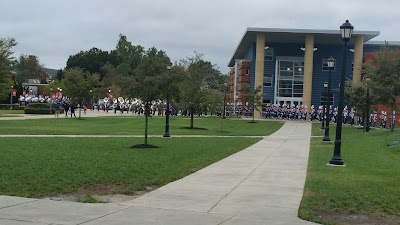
[{"left": 0, "top": 121, "right": 317, "bottom": 225}]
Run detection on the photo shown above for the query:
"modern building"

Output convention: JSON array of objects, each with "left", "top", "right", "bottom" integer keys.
[{"left": 228, "top": 27, "right": 398, "bottom": 119}]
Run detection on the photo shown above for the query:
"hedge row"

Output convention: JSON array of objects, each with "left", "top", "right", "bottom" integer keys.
[
  {"left": 0, "top": 104, "right": 22, "bottom": 110},
  {"left": 26, "top": 103, "right": 55, "bottom": 109},
  {"left": 24, "top": 103, "right": 63, "bottom": 114}
]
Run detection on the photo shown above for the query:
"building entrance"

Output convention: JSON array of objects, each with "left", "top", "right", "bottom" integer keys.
[{"left": 274, "top": 58, "right": 304, "bottom": 107}]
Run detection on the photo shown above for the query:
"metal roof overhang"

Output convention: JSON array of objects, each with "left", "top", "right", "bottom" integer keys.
[{"left": 228, "top": 27, "right": 380, "bottom": 67}]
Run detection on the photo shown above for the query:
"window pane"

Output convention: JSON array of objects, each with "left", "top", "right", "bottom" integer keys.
[
  {"left": 294, "top": 61, "right": 304, "bottom": 67},
  {"left": 294, "top": 67, "right": 303, "bottom": 75},
  {"left": 279, "top": 61, "right": 293, "bottom": 71},
  {"left": 279, "top": 71, "right": 293, "bottom": 79},
  {"left": 264, "top": 48, "right": 274, "bottom": 61},
  {"left": 279, "top": 80, "right": 292, "bottom": 88},
  {"left": 294, "top": 76, "right": 303, "bottom": 82}
]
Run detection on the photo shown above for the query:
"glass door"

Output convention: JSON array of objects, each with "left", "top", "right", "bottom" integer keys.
[{"left": 274, "top": 59, "right": 304, "bottom": 107}]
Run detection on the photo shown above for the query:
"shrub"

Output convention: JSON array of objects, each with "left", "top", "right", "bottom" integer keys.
[
  {"left": 26, "top": 103, "right": 54, "bottom": 109},
  {"left": 24, "top": 103, "right": 64, "bottom": 114}
]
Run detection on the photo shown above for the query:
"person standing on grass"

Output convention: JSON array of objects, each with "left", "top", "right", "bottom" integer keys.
[
  {"left": 70, "top": 104, "right": 76, "bottom": 118},
  {"left": 83, "top": 104, "right": 88, "bottom": 115},
  {"left": 64, "top": 101, "right": 70, "bottom": 118},
  {"left": 55, "top": 101, "right": 60, "bottom": 117}
]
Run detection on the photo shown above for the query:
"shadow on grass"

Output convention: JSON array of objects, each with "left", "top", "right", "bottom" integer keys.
[
  {"left": 179, "top": 127, "right": 209, "bottom": 130},
  {"left": 130, "top": 144, "right": 160, "bottom": 149},
  {"left": 219, "top": 130, "right": 231, "bottom": 133},
  {"left": 248, "top": 121, "right": 257, "bottom": 123}
]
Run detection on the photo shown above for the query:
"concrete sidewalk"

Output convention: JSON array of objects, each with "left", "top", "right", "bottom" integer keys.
[{"left": 0, "top": 121, "right": 317, "bottom": 225}]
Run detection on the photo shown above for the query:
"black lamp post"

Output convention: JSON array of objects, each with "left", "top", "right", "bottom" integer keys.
[
  {"left": 323, "top": 57, "right": 335, "bottom": 142},
  {"left": 329, "top": 20, "right": 354, "bottom": 166},
  {"left": 223, "top": 82, "right": 227, "bottom": 119},
  {"left": 163, "top": 66, "right": 172, "bottom": 138},
  {"left": 365, "top": 75, "right": 371, "bottom": 132},
  {"left": 89, "top": 90, "right": 93, "bottom": 110},
  {"left": 9, "top": 85, "right": 13, "bottom": 110},
  {"left": 50, "top": 87, "right": 53, "bottom": 114},
  {"left": 321, "top": 82, "right": 328, "bottom": 130}
]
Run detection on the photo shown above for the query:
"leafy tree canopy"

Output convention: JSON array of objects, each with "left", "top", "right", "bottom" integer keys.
[
  {"left": 14, "top": 55, "right": 44, "bottom": 84},
  {"left": 0, "top": 37, "right": 17, "bottom": 101}
]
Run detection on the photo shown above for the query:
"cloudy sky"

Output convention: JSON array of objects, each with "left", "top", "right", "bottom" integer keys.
[{"left": 1, "top": 0, "right": 398, "bottom": 73}]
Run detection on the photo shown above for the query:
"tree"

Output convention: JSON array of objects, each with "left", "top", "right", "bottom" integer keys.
[
  {"left": 0, "top": 37, "right": 16, "bottom": 102},
  {"left": 364, "top": 46, "right": 400, "bottom": 131},
  {"left": 243, "top": 84, "right": 263, "bottom": 123},
  {"left": 14, "top": 55, "right": 44, "bottom": 84},
  {"left": 125, "top": 47, "right": 170, "bottom": 147},
  {"left": 66, "top": 47, "right": 115, "bottom": 80},
  {"left": 180, "top": 52, "right": 222, "bottom": 128},
  {"left": 56, "top": 69, "right": 64, "bottom": 81},
  {"left": 345, "top": 79, "right": 366, "bottom": 116},
  {"left": 62, "top": 68, "right": 100, "bottom": 119},
  {"left": 114, "top": 34, "right": 144, "bottom": 73}
]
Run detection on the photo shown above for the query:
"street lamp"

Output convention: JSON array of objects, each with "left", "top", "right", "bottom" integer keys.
[
  {"left": 223, "top": 82, "right": 227, "bottom": 119},
  {"left": 90, "top": 90, "right": 93, "bottom": 110},
  {"left": 10, "top": 85, "right": 13, "bottom": 110},
  {"left": 329, "top": 20, "right": 354, "bottom": 166},
  {"left": 321, "top": 82, "right": 328, "bottom": 129},
  {"left": 364, "top": 75, "right": 371, "bottom": 132},
  {"left": 323, "top": 57, "right": 335, "bottom": 142},
  {"left": 50, "top": 87, "right": 53, "bottom": 114},
  {"left": 163, "top": 66, "right": 172, "bottom": 138}
]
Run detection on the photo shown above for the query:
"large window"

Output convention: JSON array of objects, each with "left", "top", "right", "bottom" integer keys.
[
  {"left": 264, "top": 48, "right": 274, "bottom": 61},
  {"left": 276, "top": 61, "right": 304, "bottom": 98},
  {"left": 322, "top": 58, "right": 335, "bottom": 71},
  {"left": 263, "top": 73, "right": 272, "bottom": 87}
]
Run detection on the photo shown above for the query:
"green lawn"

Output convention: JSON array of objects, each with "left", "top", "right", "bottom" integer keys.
[
  {"left": 299, "top": 124, "right": 400, "bottom": 224},
  {"left": 0, "top": 137, "right": 261, "bottom": 198},
  {"left": 0, "top": 116, "right": 283, "bottom": 136},
  {"left": 0, "top": 109, "right": 24, "bottom": 116}
]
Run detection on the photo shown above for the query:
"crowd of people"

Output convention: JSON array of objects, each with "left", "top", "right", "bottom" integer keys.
[
  {"left": 262, "top": 104, "right": 396, "bottom": 128},
  {"left": 46, "top": 96, "right": 397, "bottom": 129}
]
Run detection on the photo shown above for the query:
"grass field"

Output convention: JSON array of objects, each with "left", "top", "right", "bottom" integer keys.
[
  {"left": 0, "top": 137, "right": 261, "bottom": 198},
  {"left": 0, "top": 117, "right": 282, "bottom": 198},
  {"left": 0, "top": 109, "right": 24, "bottom": 116},
  {"left": 0, "top": 116, "right": 283, "bottom": 136},
  {"left": 299, "top": 124, "right": 400, "bottom": 224}
]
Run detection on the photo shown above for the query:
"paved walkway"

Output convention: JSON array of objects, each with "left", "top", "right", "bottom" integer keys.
[{"left": 0, "top": 121, "right": 317, "bottom": 225}]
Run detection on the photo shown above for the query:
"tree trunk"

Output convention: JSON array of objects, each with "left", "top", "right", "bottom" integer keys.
[
  {"left": 190, "top": 111, "right": 194, "bottom": 129},
  {"left": 145, "top": 103, "right": 149, "bottom": 145},
  {"left": 79, "top": 101, "right": 82, "bottom": 119}
]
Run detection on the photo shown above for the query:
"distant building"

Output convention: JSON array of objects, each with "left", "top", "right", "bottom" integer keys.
[
  {"left": 42, "top": 68, "right": 58, "bottom": 83},
  {"left": 228, "top": 27, "right": 400, "bottom": 118}
]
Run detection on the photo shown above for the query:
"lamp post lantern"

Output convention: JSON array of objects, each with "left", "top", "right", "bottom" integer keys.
[
  {"left": 10, "top": 85, "right": 13, "bottom": 110},
  {"left": 50, "top": 87, "right": 53, "bottom": 114},
  {"left": 365, "top": 76, "right": 371, "bottom": 132},
  {"left": 163, "top": 66, "right": 172, "bottom": 138},
  {"left": 321, "top": 82, "right": 328, "bottom": 129},
  {"left": 329, "top": 20, "right": 354, "bottom": 166},
  {"left": 323, "top": 57, "right": 335, "bottom": 142}
]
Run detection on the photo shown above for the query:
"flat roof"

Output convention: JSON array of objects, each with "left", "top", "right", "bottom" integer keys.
[
  {"left": 365, "top": 41, "right": 400, "bottom": 46},
  {"left": 228, "top": 27, "right": 380, "bottom": 67}
]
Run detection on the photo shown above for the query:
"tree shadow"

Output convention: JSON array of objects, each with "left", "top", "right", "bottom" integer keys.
[
  {"left": 179, "top": 127, "right": 209, "bottom": 130},
  {"left": 130, "top": 144, "right": 159, "bottom": 149}
]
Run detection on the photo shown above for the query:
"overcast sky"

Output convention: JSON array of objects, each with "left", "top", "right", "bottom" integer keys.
[{"left": 1, "top": 0, "right": 399, "bottom": 73}]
